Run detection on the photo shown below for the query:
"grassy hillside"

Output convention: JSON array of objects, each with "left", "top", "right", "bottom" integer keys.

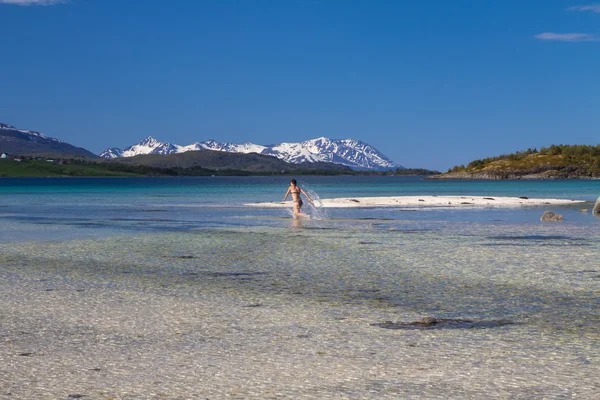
[
  {"left": 440, "top": 145, "right": 600, "bottom": 179},
  {"left": 107, "top": 149, "right": 352, "bottom": 173},
  {"left": 0, "top": 159, "right": 143, "bottom": 177},
  {"left": 0, "top": 156, "right": 350, "bottom": 178},
  {"left": 1, "top": 152, "right": 439, "bottom": 178},
  {"left": 0, "top": 158, "right": 264, "bottom": 177}
]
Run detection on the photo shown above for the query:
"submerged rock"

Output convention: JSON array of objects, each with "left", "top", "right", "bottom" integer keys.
[{"left": 541, "top": 211, "right": 564, "bottom": 222}]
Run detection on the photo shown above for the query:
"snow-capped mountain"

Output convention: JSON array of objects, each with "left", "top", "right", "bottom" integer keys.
[
  {"left": 100, "top": 136, "right": 401, "bottom": 170},
  {"left": 100, "top": 137, "right": 179, "bottom": 158},
  {"left": 199, "top": 139, "right": 268, "bottom": 155},
  {"left": 265, "top": 138, "right": 398, "bottom": 170},
  {"left": 1, "top": 123, "right": 65, "bottom": 144},
  {"left": 1, "top": 122, "right": 97, "bottom": 158}
]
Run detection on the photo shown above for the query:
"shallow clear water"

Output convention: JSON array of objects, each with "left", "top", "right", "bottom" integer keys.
[
  {"left": 1, "top": 176, "right": 598, "bottom": 242},
  {"left": 1, "top": 176, "right": 599, "bottom": 397}
]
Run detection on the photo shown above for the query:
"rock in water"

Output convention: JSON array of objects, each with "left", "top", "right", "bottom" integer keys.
[
  {"left": 541, "top": 211, "right": 564, "bottom": 222},
  {"left": 593, "top": 196, "right": 600, "bottom": 215}
]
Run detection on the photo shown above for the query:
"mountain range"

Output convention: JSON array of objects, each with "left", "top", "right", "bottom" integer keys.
[
  {"left": 1, "top": 122, "right": 401, "bottom": 171},
  {"left": 106, "top": 148, "right": 352, "bottom": 174},
  {"left": 101, "top": 137, "right": 401, "bottom": 171}
]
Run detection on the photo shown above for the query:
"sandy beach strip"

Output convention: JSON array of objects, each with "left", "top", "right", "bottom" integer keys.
[{"left": 247, "top": 195, "right": 586, "bottom": 208}]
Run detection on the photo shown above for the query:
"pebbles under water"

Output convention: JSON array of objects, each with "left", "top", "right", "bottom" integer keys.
[
  {"left": 1, "top": 219, "right": 599, "bottom": 399},
  {"left": 1, "top": 177, "right": 599, "bottom": 399}
]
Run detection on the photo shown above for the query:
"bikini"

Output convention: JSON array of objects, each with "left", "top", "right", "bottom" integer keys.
[{"left": 290, "top": 188, "right": 302, "bottom": 206}]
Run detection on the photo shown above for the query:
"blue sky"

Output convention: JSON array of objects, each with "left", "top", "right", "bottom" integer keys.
[{"left": 1, "top": 0, "right": 598, "bottom": 171}]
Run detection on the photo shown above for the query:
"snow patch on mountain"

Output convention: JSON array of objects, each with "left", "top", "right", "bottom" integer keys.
[
  {"left": 0, "top": 123, "right": 64, "bottom": 144},
  {"left": 100, "top": 136, "right": 401, "bottom": 170},
  {"left": 200, "top": 139, "right": 268, "bottom": 154}
]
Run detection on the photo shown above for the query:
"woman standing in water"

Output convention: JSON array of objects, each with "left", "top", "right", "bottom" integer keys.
[{"left": 283, "top": 179, "right": 313, "bottom": 218}]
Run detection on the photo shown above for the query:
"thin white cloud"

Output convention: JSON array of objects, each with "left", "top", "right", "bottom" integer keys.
[
  {"left": 535, "top": 32, "right": 599, "bottom": 42},
  {"left": 0, "top": 0, "right": 66, "bottom": 5},
  {"left": 567, "top": 4, "right": 600, "bottom": 13}
]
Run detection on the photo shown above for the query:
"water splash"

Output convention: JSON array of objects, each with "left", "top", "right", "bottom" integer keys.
[
  {"left": 593, "top": 196, "right": 600, "bottom": 216},
  {"left": 303, "top": 187, "right": 328, "bottom": 220}
]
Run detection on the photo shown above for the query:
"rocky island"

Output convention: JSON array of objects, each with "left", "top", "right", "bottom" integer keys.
[{"left": 432, "top": 145, "right": 600, "bottom": 180}]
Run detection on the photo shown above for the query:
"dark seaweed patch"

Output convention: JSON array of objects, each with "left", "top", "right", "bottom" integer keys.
[
  {"left": 484, "top": 235, "right": 591, "bottom": 247},
  {"left": 209, "top": 271, "right": 266, "bottom": 278},
  {"left": 487, "top": 235, "right": 585, "bottom": 242},
  {"left": 482, "top": 242, "right": 590, "bottom": 247},
  {"left": 182, "top": 271, "right": 267, "bottom": 279},
  {"left": 388, "top": 228, "right": 435, "bottom": 234},
  {"left": 371, "top": 317, "right": 515, "bottom": 330}
]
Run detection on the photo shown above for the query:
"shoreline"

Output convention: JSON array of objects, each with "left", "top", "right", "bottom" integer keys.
[{"left": 247, "top": 195, "right": 586, "bottom": 208}]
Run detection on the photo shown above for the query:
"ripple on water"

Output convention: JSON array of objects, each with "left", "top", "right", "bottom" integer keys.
[{"left": 1, "top": 220, "right": 599, "bottom": 398}]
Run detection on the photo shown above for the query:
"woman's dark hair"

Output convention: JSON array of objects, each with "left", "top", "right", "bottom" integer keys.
[{"left": 290, "top": 179, "right": 297, "bottom": 185}]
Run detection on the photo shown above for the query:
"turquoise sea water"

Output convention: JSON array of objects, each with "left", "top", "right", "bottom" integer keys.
[
  {"left": 0, "top": 176, "right": 599, "bottom": 242},
  {"left": 1, "top": 176, "right": 599, "bottom": 397}
]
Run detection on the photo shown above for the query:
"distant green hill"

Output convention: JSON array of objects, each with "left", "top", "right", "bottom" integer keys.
[
  {"left": 436, "top": 145, "right": 600, "bottom": 179},
  {"left": 107, "top": 149, "right": 352, "bottom": 173},
  {"left": 0, "top": 159, "right": 142, "bottom": 177},
  {"left": 0, "top": 152, "right": 352, "bottom": 177},
  {"left": 1, "top": 149, "right": 441, "bottom": 178}
]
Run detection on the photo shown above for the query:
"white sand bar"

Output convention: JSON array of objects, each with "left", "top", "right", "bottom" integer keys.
[{"left": 247, "top": 195, "right": 586, "bottom": 208}]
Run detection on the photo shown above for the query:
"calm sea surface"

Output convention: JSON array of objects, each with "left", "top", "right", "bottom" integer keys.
[
  {"left": 0, "top": 176, "right": 599, "bottom": 242},
  {"left": 1, "top": 176, "right": 599, "bottom": 397}
]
